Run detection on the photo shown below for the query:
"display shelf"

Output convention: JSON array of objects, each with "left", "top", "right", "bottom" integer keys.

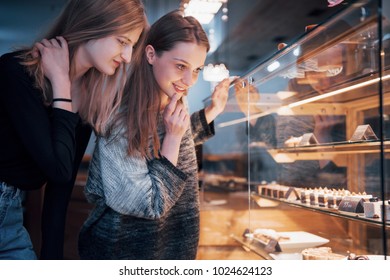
[
  {"left": 271, "top": 140, "right": 390, "bottom": 151},
  {"left": 260, "top": 140, "right": 390, "bottom": 164},
  {"left": 219, "top": 71, "right": 390, "bottom": 128},
  {"left": 251, "top": 192, "right": 390, "bottom": 228},
  {"left": 270, "top": 139, "right": 389, "bottom": 152},
  {"left": 202, "top": 0, "right": 390, "bottom": 259}
]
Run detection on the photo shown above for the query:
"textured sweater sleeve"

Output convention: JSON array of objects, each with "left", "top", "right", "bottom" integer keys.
[
  {"left": 86, "top": 133, "right": 188, "bottom": 219},
  {"left": 0, "top": 52, "right": 80, "bottom": 185},
  {"left": 190, "top": 109, "right": 215, "bottom": 145}
]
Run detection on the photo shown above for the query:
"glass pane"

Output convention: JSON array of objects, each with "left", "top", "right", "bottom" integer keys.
[{"left": 201, "top": 0, "right": 389, "bottom": 259}]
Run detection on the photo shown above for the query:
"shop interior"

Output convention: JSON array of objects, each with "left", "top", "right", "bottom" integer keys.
[{"left": 2, "top": 0, "right": 389, "bottom": 260}]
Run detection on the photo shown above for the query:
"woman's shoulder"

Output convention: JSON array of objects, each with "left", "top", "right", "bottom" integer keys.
[
  {"left": 96, "top": 125, "right": 127, "bottom": 149},
  {"left": 0, "top": 50, "right": 24, "bottom": 64},
  {"left": 0, "top": 50, "right": 28, "bottom": 75}
]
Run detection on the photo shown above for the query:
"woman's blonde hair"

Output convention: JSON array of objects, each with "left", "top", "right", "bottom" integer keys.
[{"left": 19, "top": 0, "right": 147, "bottom": 134}]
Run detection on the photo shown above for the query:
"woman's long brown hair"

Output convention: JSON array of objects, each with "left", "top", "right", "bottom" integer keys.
[{"left": 111, "top": 10, "right": 210, "bottom": 158}]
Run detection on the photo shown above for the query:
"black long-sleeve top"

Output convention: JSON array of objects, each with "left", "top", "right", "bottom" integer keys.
[{"left": 0, "top": 51, "right": 91, "bottom": 191}]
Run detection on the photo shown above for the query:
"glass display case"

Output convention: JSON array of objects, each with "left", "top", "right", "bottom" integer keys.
[{"left": 201, "top": 0, "right": 389, "bottom": 260}]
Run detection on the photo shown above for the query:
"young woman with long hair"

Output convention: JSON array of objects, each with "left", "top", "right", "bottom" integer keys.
[
  {"left": 78, "top": 10, "right": 232, "bottom": 259},
  {"left": 0, "top": 0, "right": 147, "bottom": 259}
]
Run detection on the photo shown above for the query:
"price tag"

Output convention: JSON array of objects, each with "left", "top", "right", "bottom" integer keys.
[
  {"left": 264, "top": 239, "right": 282, "bottom": 253},
  {"left": 338, "top": 196, "right": 365, "bottom": 213},
  {"left": 298, "top": 133, "right": 319, "bottom": 146},
  {"left": 381, "top": 204, "right": 390, "bottom": 221},
  {"left": 350, "top": 124, "right": 378, "bottom": 141},
  {"left": 283, "top": 187, "right": 299, "bottom": 200}
]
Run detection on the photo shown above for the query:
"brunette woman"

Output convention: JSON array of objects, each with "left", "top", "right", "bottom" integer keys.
[{"left": 78, "top": 10, "right": 232, "bottom": 259}]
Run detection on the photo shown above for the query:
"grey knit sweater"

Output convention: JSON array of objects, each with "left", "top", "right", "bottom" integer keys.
[{"left": 78, "top": 109, "right": 214, "bottom": 259}]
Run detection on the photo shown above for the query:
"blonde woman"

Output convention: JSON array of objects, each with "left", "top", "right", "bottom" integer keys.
[{"left": 0, "top": 0, "right": 147, "bottom": 259}]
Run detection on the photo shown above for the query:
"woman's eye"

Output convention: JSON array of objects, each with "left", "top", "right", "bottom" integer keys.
[
  {"left": 177, "top": 64, "right": 186, "bottom": 70},
  {"left": 118, "top": 39, "right": 128, "bottom": 47},
  {"left": 194, "top": 67, "right": 203, "bottom": 74}
]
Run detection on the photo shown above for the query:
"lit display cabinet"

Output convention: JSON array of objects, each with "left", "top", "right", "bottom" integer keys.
[{"left": 201, "top": 0, "right": 389, "bottom": 260}]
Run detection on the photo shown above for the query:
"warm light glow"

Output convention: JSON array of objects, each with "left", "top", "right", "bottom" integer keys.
[
  {"left": 288, "top": 74, "right": 390, "bottom": 108},
  {"left": 185, "top": 0, "right": 222, "bottom": 14},
  {"left": 184, "top": 0, "right": 225, "bottom": 24},
  {"left": 218, "top": 74, "right": 390, "bottom": 128},
  {"left": 186, "top": 13, "right": 214, "bottom": 24}
]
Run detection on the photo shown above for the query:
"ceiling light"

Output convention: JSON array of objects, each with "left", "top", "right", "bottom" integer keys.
[
  {"left": 185, "top": 0, "right": 222, "bottom": 14},
  {"left": 186, "top": 12, "right": 215, "bottom": 24},
  {"left": 184, "top": 0, "right": 225, "bottom": 24}
]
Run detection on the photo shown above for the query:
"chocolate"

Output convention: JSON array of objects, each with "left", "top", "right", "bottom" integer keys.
[
  {"left": 300, "top": 191, "right": 308, "bottom": 204},
  {"left": 310, "top": 193, "right": 318, "bottom": 206},
  {"left": 318, "top": 194, "right": 327, "bottom": 207},
  {"left": 327, "top": 196, "right": 335, "bottom": 208}
]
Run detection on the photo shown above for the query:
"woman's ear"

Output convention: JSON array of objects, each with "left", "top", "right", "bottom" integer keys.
[{"left": 145, "top": 45, "right": 155, "bottom": 65}]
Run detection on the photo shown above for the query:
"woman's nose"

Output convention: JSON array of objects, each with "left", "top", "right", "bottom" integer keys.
[
  {"left": 182, "top": 71, "right": 195, "bottom": 87},
  {"left": 121, "top": 47, "right": 133, "bottom": 64}
]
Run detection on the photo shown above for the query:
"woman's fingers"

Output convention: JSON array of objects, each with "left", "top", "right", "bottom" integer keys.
[
  {"left": 34, "top": 36, "right": 71, "bottom": 86},
  {"left": 163, "top": 94, "right": 189, "bottom": 137},
  {"left": 56, "top": 36, "right": 68, "bottom": 49},
  {"left": 50, "top": 38, "right": 61, "bottom": 47},
  {"left": 164, "top": 94, "right": 181, "bottom": 116},
  {"left": 40, "top": 38, "right": 51, "bottom": 47},
  {"left": 36, "top": 37, "right": 66, "bottom": 51},
  {"left": 34, "top": 42, "right": 44, "bottom": 53}
]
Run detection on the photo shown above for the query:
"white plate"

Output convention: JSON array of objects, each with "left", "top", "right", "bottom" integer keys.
[
  {"left": 253, "top": 231, "right": 329, "bottom": 252},
  {"left": 269, "top": 253, "right": 303, "bottom": 260},
  {"left": 270, "top": 253, "right": 390, "bottom": 260},
  {"left": 354, "top": 255, "right": 390, "bottom": 260}
]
